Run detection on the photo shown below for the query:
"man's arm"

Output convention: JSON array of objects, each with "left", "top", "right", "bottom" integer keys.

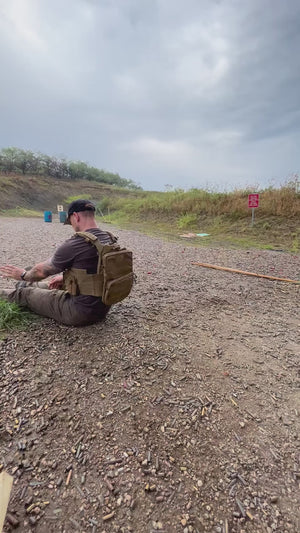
[{"left": 0, "top": 260, "right": 61, "bottom": 282}]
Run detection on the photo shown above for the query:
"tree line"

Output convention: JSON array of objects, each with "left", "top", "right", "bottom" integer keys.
[{"left": 0, "top": 147, "right": 141, "bottom": 189}]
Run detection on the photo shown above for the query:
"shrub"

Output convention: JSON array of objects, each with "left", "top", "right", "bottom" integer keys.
[{"left": 177, "top": 213, "right": 198, "bottom": 229}]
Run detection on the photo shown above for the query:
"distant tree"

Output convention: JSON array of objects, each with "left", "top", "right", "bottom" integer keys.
[
  {"left": 0, "top": 147, "right": 19, "bottom": 173},
  {"left": 124, "top": 179, "right": 142, "bottom": 190},
  {"left": 68, "top": 161, "right": 90, "bottom": 180},
  {"left": 0, "top": 147, "right": 142, "bottom": 189},
  {"left": 15, "top": 149, "right": 39, "bottom": 175},
  {"left": 86, "top": 166, "right": 102, "bottom": 181},
  {"left": 26, "top": 151, "right": 41, "bottom": 174},
  {"left": 57, "top": 158, "right": 69, "bottom": 180}
]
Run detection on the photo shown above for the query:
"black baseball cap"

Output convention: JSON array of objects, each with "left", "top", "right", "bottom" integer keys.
[{"left": 64, "top": 199, "right": 96, "bottom": 225}]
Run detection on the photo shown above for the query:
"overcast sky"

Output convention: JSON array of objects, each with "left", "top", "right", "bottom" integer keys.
[{"left": 0, "top": 0, "right": 299, "bottom": 191}]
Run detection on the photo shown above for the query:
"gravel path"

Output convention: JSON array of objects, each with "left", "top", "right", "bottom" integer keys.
[{"left": 0, "top": 216, "right": 299, "bottom": 533}]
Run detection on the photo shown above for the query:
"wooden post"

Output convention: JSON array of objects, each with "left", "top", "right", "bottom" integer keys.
[
  {"left": 0, "top": 471, "right": 13, "bottom": 532},
  {"left": 191, "top": 262, "right": 299, "bottom": 284}
]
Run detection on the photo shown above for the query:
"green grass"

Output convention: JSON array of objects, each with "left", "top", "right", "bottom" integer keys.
[
  {"left": 65, "top": 194, "right": 92, "bottom": 204},
  {"left": 0, "top": 207, "right": 43, "bottom": 217},
  {"left": 0, "top": 299, "right": 39, "bottom": 333},
  {"left": 94, "top": 179, "right": 299, "bottom": 252},
  {"left": 177, "top": 213, "right": 199, "bottom": 230},
  {"left": 95, "top": 181, "right": 300, "bottom": 219},
  {"left": 99, "top": 212, "right": 299, "bottom": 252}
]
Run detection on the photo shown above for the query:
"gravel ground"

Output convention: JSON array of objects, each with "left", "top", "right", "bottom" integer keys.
[{"left": 0, "top": 216, "right": 299, "bottom": 533}]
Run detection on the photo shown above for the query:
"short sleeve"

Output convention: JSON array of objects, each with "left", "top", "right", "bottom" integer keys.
[{"left": 51, "top": 238, "right": 76, "bottom": 271}]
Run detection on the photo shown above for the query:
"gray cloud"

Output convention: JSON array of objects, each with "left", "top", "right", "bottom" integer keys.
[{"left": 0, "top": 0, "right": 299, "bottom": 190}]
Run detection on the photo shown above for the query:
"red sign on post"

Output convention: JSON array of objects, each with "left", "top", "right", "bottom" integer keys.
[{"left": 248, "top": 193, "right": 259, "bottom": 208}]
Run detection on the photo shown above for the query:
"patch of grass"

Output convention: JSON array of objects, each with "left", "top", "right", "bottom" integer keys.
[
  {"left": 94, "top": 180, "right": 300, "bottom": 220},
  {"left": 0, "top": 207, "right": 43, "bottom": 217},
  {"left": 100, "top": 210, "right": 134, "bottom": 226},
  {"left": 291, "top": 232, "right": 299, "bottom": 253},
  {"left": 100, "top": 211, "right": 299, "bottom": 252},
  {"left": 65, "top": 194, "right": 92, "bottom": 204},
  {"left": 177, "top": 213, "right": 198, "bottom": 230},
  {"left": 0, "top": 299, "right": 39, "bottom": 333}
]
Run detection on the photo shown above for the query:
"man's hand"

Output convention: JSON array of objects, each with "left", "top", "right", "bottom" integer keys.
[
  {"left": 0, "top": 265, "right": 25, "bottom": 281},
  {"left": 48, "top": 274, "right": 64, "bottom": 290},
  {"left": 0, "top": 260, "right": 61, "bottom": 282}
]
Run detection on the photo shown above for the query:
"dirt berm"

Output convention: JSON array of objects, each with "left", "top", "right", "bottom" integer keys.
[{"left": 0, "top": 174, "right": 138, "bottom": 211}]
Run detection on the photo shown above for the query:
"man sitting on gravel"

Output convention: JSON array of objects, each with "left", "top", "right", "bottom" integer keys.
[{"left": 0, "top": 199, "right": 132, "bottom": 326}]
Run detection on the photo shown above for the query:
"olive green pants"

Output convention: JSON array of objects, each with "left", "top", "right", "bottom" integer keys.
[{"left": 1, "top": 283, "right": 106, "bottom": 326}]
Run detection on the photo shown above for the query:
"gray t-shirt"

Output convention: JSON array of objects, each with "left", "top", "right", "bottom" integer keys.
[{"left": 51, "top": 228, "right": 114, "bottom": 318}]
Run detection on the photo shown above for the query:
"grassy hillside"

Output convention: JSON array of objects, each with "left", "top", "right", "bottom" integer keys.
[
  {"left": 99, "top": 183, "right": 300, "bottom": 252},
  {"left": 1, "top": 174, "right": 299, "bottom": 251}
]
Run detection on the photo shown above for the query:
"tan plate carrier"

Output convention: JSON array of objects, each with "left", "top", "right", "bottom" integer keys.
[{"left": 63, "top": 231, "right": 133, "bottom": 305}]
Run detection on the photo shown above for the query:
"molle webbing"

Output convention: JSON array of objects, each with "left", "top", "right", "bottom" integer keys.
[
  {"left": 63, "top": 231, "right": 133, "bottom": 304},
  {"left": 63, "top": 268, "right": 103, "bottom": 296},
  {"left": 76, "top": 231, "right": 118, "bottom": 274}
]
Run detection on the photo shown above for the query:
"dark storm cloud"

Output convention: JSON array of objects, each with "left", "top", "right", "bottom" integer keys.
[{"left": 0, "top": 0, "right": 299, "bottom": 190}]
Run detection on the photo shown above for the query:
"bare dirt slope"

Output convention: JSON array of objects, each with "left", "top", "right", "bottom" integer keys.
[
  {"left": 0, "top": 174, "right": 137, "bottom": 211},
  {"left": 0, "top": 217, "right": 299, "bottom": 533}
]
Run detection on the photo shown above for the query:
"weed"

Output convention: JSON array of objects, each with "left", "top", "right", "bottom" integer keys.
[
  {"left": 0, "top": 300, "right": 38, "bottom": 332},
  {"left": 177, "top": 213, "right": 198, "bottom": 230},
  {"left": 263, "top": 222, "right": 271, "bottom": 230}
]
